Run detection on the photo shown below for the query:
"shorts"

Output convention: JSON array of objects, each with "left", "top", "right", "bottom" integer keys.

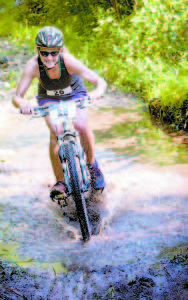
[{"left": 37, "top": 90, "right": 88, "bottom": 106}]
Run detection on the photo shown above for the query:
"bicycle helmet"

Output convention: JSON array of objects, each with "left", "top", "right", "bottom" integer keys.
[{"left": 35, "top": 26, "right": 64, "bottom": 48}]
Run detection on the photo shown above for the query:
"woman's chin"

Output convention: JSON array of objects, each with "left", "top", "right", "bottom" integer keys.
[{"left": 44, "top": 62, "right": 56, "bottom": 69}]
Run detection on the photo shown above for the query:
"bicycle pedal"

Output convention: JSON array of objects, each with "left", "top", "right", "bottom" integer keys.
[
  {"left": 56, "top": 193, "right": 65, "bottom": 198},
  {"left": 54, "top": 194, "right": 68, "bottom": 207}
]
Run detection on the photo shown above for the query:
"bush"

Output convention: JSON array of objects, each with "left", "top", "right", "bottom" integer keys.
[
  {"left": 14, "top": 0, "right": 47, "bottom": 25},
  {"left": 128, "top": 0, "right": 187, "bottom": 62},
  {"left": 87, "top": 1, "right": 187, "bottom": 107},
  {"left": 149, "top": 59, "right": 188, "bottom": 107}
]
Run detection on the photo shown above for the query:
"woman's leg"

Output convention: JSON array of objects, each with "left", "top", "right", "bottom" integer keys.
[
  {"left": 49, "top": 131, "right": 65, "bottom": 182},
  {"left": 44, "top": 114, "right": 64, "bottom": 182},
  {"left": 74, "top": 107, "right": 95, "bottom": 165}
]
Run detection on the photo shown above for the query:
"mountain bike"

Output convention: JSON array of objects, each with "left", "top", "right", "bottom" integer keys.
[{"left": 31, "top": 98, "right": 92, "bottom": 241}]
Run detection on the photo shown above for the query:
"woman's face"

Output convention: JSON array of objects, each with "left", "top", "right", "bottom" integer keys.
[{"left": 39, "top": 47, "right": 61, "bottom": 69}]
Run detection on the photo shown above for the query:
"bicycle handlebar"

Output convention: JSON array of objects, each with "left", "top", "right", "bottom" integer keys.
[
  {"left": 35, "top": 96, "right": 92, "bottom": 117},
  {"left": 20, "top": 96, "right": 93, "bottom": 118}
]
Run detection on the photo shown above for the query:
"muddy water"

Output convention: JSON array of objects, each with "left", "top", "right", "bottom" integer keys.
[{"left": 1, "top": 94, "right": 188, "bottom": 298}]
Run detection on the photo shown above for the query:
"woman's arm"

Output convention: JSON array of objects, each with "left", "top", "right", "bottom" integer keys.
[
  {"left": 64, "top": 53, "right": 107, "bottom": 99},
  {"left": 12, "top": 57, "right": 38, "bottom": 113}
]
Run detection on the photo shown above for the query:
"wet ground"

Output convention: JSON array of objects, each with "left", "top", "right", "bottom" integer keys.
[{"left": 0, "top": 39, "right": 188, "bottom": 299}]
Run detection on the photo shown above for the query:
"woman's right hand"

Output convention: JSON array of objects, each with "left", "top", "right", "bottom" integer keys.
[{"left": 20, "top": 103, "right": 34, "bottom": 114}]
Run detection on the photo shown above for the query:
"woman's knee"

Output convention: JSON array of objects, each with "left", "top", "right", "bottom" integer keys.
[
  {"left": 74, "top": 107, "right": 89, "bottom": 132},
  {"left": 74, "top": 121, "right": 89, "bottom": 135}
]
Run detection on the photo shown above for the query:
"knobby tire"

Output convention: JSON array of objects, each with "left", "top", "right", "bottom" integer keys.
[{"left": 64, "top": 142, "right": 91, "bottom": 241}]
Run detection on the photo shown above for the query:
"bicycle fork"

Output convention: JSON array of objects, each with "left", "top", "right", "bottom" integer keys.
[{"left": 58, "top": 138, "right": 90, "bottom": 193}]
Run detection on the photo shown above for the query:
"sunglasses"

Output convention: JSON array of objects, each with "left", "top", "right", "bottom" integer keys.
[{"left": 40, "top": 51, "right": 60, "bottom": 57}]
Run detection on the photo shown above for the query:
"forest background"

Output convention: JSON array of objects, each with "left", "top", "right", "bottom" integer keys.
[{"left": 0, "top": 0, "right": 187, "bottom": 110}]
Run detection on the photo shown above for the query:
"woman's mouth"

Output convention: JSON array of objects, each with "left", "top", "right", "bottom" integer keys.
[{"left": 44, "top": 60, "right": 56, "bottom": 67}]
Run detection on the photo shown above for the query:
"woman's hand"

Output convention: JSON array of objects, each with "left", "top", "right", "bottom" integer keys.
[{"left": 20, "top": 103, "right": 34, "bottom": 114}]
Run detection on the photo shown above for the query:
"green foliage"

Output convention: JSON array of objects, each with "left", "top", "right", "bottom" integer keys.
[
  {"left": 87, "top": 1, "right": 187, "bottom": 107},
  {"left": 0, "top": 0, "right": 14, "bottom": 10},
  {"left": 0, "top": 0, "right": 15, "bottom": 36},
  {"left": 129, "top": 0, "right": 187, "bottom": 61},
  {"left": 12, "top": 0, "right": 136, "bottom": 35},
  {"left": 14, "top": 0, "right": 47, "bottom": 25},
  {"left": 0, "top": 0, "right": 187, "bottom": 110},
  {"left": 149, "top": 60, "right": 188, "bottom": 107},
  {"left": 0, "top": 14, "right": 14, "bottom": 36},
  {"left": 11, "top": 22, "right": 39, "bottom": 52}
]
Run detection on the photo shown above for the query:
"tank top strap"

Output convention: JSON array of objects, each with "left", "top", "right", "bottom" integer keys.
[{"left": 59, "top": 53, "right": 70, "bottom": 77}]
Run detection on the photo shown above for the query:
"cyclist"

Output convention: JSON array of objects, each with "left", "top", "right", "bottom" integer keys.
[{"left": 12, "top": 26, "right": 107, "bottom": 199}]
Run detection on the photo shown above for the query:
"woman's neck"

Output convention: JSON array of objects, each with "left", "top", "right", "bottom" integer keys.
[{"left": 45, "top": 62, "right": 61, "bottom": 80}]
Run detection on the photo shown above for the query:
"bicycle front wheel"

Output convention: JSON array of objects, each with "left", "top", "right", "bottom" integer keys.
[{"left": 64, "top": 142, "right": 91, "bottom": 241}]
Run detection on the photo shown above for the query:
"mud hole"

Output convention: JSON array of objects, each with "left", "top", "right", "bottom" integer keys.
[{"left": 0, "top": 253, "right": 188, "bottom": 299}]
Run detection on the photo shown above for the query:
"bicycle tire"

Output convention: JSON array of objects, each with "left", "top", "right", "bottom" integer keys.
[{"left": 63, "top": 142, "right": 91, "bottom": 241}]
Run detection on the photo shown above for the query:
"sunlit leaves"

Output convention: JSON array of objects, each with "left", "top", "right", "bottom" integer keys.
[{"left": 0, "top": 0, "right": 14, "bottom": 9}]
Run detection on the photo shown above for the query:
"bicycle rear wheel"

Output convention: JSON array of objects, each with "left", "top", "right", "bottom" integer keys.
[{"left": 63, "top": 141, "right": 91, "bottom": 241}]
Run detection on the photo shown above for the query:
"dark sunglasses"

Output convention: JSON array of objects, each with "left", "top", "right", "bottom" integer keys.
[{"left": 40, "top": 51, "right": 60, "bottom": 57}]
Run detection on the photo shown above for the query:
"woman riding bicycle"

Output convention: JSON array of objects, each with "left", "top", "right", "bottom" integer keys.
[{"left": 12, "top": 26, "right": 107, "bottom": 199}]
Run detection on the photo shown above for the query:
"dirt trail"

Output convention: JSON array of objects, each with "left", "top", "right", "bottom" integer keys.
[{"left": 0, "top": 39, "right": 188, "bottom": 299}]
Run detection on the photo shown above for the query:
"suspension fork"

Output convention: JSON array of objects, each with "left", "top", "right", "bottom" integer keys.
[
  {"left": 74, "top": 134, "right": 90, "bottom": 191},
  {"left": 56, "top": 121, "right": 90, "bottom": 193}
]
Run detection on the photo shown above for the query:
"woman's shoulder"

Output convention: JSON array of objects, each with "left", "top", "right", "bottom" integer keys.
[{"left": 27, "top": 55, "right": 38, "bottom": 67}]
